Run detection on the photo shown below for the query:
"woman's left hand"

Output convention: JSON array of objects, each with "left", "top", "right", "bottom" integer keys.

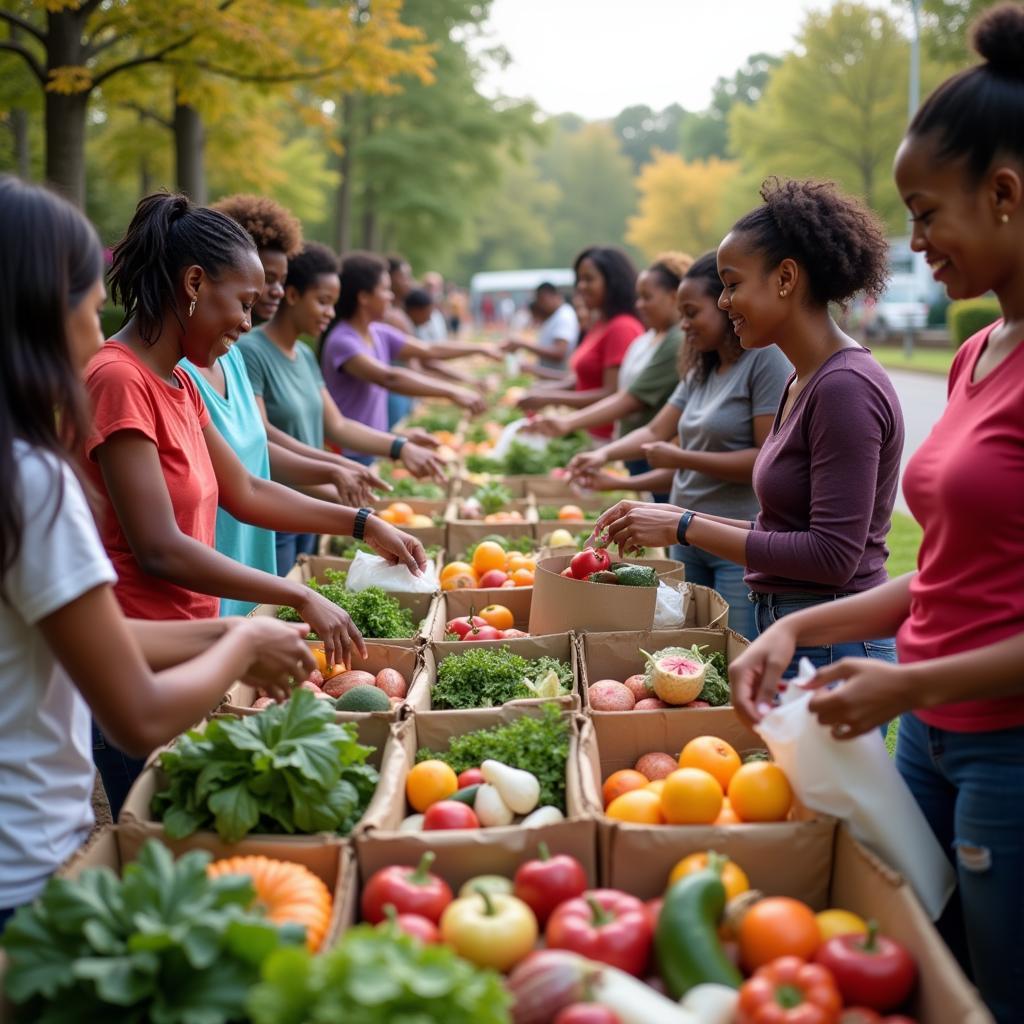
[
  {"left": 589, "top": 500, "right": 686, "bottom": 554},
  {"left": 802, "top": 659, "right": 915, "bottom": 739}
]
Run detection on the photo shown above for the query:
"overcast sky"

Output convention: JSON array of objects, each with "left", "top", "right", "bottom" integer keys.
[{"left": 478, "top": 0, "right": 836, "bottom": 120}]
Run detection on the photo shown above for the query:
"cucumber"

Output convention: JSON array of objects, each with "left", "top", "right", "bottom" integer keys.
[{"left": 449, "top": 784, "right": 480, "bottom": 807}]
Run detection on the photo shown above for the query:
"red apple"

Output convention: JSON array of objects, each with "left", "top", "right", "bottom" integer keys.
[{"left": 478, "top": 569, "right": 509, "bottom": 588}]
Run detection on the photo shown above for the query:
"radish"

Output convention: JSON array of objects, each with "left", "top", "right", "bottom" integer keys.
[
  {"left": 640, "top": 647, "right": 706, "bottom": 705},
  {"left": 622, "top": 673, "right": 649, "bottom": 701},
  {"left": 588, "top": 680, "right": 636, "bottom": 712}
]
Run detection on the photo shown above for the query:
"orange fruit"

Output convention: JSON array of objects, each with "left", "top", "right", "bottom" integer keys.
[
  {"left": 479, "top": 604, "right": 514, "bottom": 630},
  {"left": 713, "top": 797, "right": 741, "bottom": 825},
  {"left": 379, "top": 507, "right": 402, "bottom": 524},
  {"left": 441, "top": 561, "right": 475, "bottom": 583},
  {"left": 388, "top": 502, "right": 415, "bottom": 524},
  {"left": 645, "top": 779, "right": 666, "bottom": 796},
  {"left": 605, "top": 789, "right": 664, "bottom": 824},
  {"left": 308, "top": 645, "right": 343, "bottom": 679},
  {"left": 602, "top": 769, "right": 650, "bottom": 808},
  {"left": 727, "top": 762, "right": 793, "bottom": 822},
  {"left": 406, "top": 760, "right": 458, "bottom": 812},
  {"left": 678, "top": 736, "right": 742, "bottom": 791},
  {"left": 816, "top": 909, "right": 868, "bottom": 943},
  {"left": 660, "top": 768, "right": 723, "bottom": 825},
  {"left": 738, "top": 897, "right": 821, "bottom": 971},
  {"left": 510, "top": 568, "right": 534, "bottom": 587},
  {"left": 558, "top": 505, "right": 584, "bottom": 520},
  {"left": 507, "top": 555, "right": 537, "bottom": 573},
  {"left": 472, "top": 541, "right": 507, "bottom": 576},
  {"left": 442, "top": 573, "right": 477, "bottom": 591},
  {"left": 668, "top": 852, "right": 750, "bottom": 900}
]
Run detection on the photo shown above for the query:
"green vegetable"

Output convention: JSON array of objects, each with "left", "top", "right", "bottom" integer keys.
[
  {"left": 388, "top": 477, "right": 446, "bottom": 500},
  {"left": 473, "top": 481, "right": 514, "bottom": 515},
  {"left": 612, "top": 564, "right": 658, "bottom": 587},
  {"left": 277, "top": 568, "right": 416, "bottom": 638},
  {"left": 417, "top": 703, "right": 570, "bottom": 811},
  {"left": 655, "top": 864, "right": 743, "bottom": 998},
  {"left": 588, "top": 570, "right": 621, "bottom": 585},
  {"left": 432, "top": 646, "right": 572, "bottom": 710},
  {"left": 152, "top": 688, "right": 379, "bottom": 842},
  {"left": 404, "top": 405, "right": 463, "bottom": 433},
  {"left": 450, "top": 784, "right": 481, "bottom": 807},
  {"left": 697, "top": 650, "right": 730, "bottom": 706},
  {"left": 1, "top": 839, "right": 303, "bottom": 1024},
  {"left": 334, "top": 685, "right": 391, "bottom": 713},
  {"left": 248, "top": 925, "right": 511, "bottom": 1024}
]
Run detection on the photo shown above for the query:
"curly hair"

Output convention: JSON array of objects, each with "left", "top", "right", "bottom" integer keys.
[
  {"left": 573, "top": 246, "right": 638, "bottom": 319},
  {"left": 210, "top": 194, "right": 303, "bottom": 256},
  {"left": 287, "top": 242, "right": 339, "bottom": 295},
  {"left": 676, "top": 251, "right": 744, "bottom": 385},
  {"left": 731, "top": 178, "right": 889, "bottom": 307},
  {"left": 647, "top": 251, "right": 693, "bottom": 292},
  {"left": 908, "top": 3, "right": 1024, "bottom": 182}
]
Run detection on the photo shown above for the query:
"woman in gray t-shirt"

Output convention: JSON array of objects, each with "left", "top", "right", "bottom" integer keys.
[{"left": 570, "top": 253, "right": 790, "bottom": 637}]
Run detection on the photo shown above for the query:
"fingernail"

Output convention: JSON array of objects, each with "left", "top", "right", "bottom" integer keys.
[{"left": 757, "top": 701, "right": 771, "bottom": 716}]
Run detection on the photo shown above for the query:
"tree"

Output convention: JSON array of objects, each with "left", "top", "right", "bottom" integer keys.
[
  {"left": 626, "top": 152, "right": 740, "bottom": 260},
  {"left": 908, "top": 0, "right": 998, "bottom": 60},
  {"left": 612, "top": 103, "right": 689, "bottom": 169}
]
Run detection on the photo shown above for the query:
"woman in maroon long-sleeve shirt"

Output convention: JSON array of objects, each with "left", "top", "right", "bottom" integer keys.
[{"left": 593, "top": 178, "right": 905, "bottom": 676}]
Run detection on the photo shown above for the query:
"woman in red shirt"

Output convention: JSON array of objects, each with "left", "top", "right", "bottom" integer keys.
[
  {"left": 728, "top": 9, "right": 1024, "bottom": 1020},
  {"left": 517, "top": 246, "right": 644, "bottom": 440}
]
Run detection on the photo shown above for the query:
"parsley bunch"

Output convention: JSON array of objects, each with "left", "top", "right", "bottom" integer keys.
[{"left": 432, "top": 646, "right": 572, "bottom": 710}]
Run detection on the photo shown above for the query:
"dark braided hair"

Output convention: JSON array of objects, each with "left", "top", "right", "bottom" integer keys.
[
  {"left": 573, "top": 246, "right": 638, "bottom": 319},
  {"left": 287, "top": 242, "right": 339, "bottom": 295},
  {"left": 678, "top": 251, "right": 744, "bottom": 385},
  {"left": 108, "top": 192, "right": 256, "bottom": 345},
  {"left": 731, "top": 178, "right": 889, "bottom": 307}
]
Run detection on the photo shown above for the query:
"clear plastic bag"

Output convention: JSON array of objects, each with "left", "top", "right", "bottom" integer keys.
[
  {"left": 652, "top": 581, "right": 689, "bottom": 629},
  {"left": 344, "top": 550, "right": 439, "bottom": 594},
  {"left": 491, "top": 417, "right": 549, "bottom": 460},
  {"left": 754, "top": 658, "right": 955, "bottom": 919}
]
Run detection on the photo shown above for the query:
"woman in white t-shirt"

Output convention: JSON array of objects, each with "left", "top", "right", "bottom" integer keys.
[{"left": 0, "top": 176, "right": 317, "bottom": 923}]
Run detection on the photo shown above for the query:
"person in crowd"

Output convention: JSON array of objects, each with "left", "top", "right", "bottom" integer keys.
[
  {"left": 240, "top": 242, "right": 446, "bottom": 569},
  {"left": 382, "top": 254, "right": 417, "bottom": 425},
  {"left": 422, "top": 271, "right": 452, "bottom": 340},
  {"left": 528, "top": 253, "right": 692, "bottom": 499},
  {"left": 730, "top": 10, "right": 1024, "bottom": 1019},
  {"left": 320, "top": 251, "right": 493, "bottom": 463},
  {"left": 516, "top": 247, "right": 644, "bottom": 439},
  {"left": 446, "top": 285, "right": 468, "bottom": 335},
  {"left": 568, "top": 253, "right": 791, "bottom": 638},
  {"left": 85, "top": 194, "right": 427, "bottom": 809},
  {"left": 502, "top": 281, "right": 580, "bottom": 377},
  {"left": 405, "top": 288, "right": 443, "bottom": 340},
  {"left": 592, "top": 179, "right": 904, "bottom": 665},
  {"left": 0, "top": 176, "right": 319, "bottom": 918}
]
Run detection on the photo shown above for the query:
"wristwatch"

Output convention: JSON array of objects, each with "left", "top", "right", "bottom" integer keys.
[
  {"left": 353, "top": 507, "right": 374, "bottom": 541},
  {"left": 676, "top": 510, "right": 697, "bottom": 546},
  {"left": 389, "top": 436, "right": 407, "bottom": 459}
]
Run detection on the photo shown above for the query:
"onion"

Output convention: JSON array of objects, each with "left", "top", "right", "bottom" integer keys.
[{"left": 506, "top": 950, "right": 599, "bottom": 1024}]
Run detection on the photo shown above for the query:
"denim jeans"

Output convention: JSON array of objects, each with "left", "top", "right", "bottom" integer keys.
[
  {"left": 670, "top": 543, "right": 755, "bottom": 640},
  {"left": 388, "top": 391, "right": 414, "bottom": 429},
  {"left": 751, "top": 591, "right": 897, "bottom": 677},
  {"left": 896, "top": 712, "right": 1024, "bottom": 1024},
  {"left": 275, "top": 530, "right": 318, "bottom": 577},
  {"left": 92, "top": 720, "right": 146, "bottom": 820}
]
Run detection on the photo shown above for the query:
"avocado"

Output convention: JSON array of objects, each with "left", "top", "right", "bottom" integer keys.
[
  {"left": 587, "top": 570, "right": 621, "bottom": 585},
  {"left": 334, "top": 685, "right": 391, "bottom": 713},
  {"left": 612, "top": 564, "right": 658, "bottom": 587}
]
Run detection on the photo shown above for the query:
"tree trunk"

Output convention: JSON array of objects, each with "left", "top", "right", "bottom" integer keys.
[
  {"left": 334, "top": 93, "right": 355, "bottom": 253},
  {"left": 174, "top": 100, "right": 207, "bottom": 203},
  {"left": 43, "top": 10, "right": 90, "bottom": 206},
  {"left": 11, "top": 108, "right": 30, "bottom": 179},
  {"left": 138, "top": 111, "right": 153, "bottom": 195}
]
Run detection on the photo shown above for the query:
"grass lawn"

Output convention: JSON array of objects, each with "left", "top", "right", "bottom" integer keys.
[{"left": 871, "top": 345, "right": 956, "bottom": 376}]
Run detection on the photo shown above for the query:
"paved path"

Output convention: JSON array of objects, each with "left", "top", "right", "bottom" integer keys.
[{"left": 885, "top": 368, "right": 949, "bottom": 514}]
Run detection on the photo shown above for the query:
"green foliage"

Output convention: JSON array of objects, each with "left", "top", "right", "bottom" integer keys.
[
  {"left": 152, "top": 689, "right": 379, "bottom": 842},
  {"left": 277, "top": 569, "right": 416, "bottom": 638},
  {"left": 248, "top": 925, "right": 511, "bottom": 1024},
  {"left": 613, "top": 103, "right": 691, "bottom": 169},
  {"left": 697, "top": 650, "right": 731, "bottom": 707},
  {"left": 1, "top": 839, "right": 303, "bottom": 1024},
  {"left": 473, "top": 481, "right": 514, "bottom": 515},
  {"left": 404, "top": 404, "right": 464, "bottom": 433},
  {"left": 417, "top": 703, "right": 571, "bottom": 810},
  {"left": 432, "top": 646, "right": 572, "bottom": 710},
  {"left": 946, "top": 298, "right": 1002, "bottom": 346},
  {"left": 389, "top": 477, "right": 447, "bottom": 499}
]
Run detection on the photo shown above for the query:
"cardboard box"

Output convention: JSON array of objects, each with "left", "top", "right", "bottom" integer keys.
[
  {"left": 444, "top": 498, "right": 538, "bottom": 555},
  {"left": 430, "top": 587, "right": 533, "bottom": 641},
  {"left": 406, "top": 632, "right": 579, "bottom": 714},
  {"left": 355, "top": 712, "right": 598, "bottom": 890},
  {"left": 529, "top": 554, "right": 725, "bottom": 635}
]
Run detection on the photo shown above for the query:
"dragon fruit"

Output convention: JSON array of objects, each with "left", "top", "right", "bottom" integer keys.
[{"left": 639, "top": 646, "right": 707, "bottom": 705}]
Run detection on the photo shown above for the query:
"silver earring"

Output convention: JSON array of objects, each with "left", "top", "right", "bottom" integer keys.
[
  {"left": 188, "top": 297, "right": 197, "bottom": 317},
  {"left": 1000, "top": 214, "right": 1010, "bottom": 224}
]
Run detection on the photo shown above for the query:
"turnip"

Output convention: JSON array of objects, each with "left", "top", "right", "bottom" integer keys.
[
  {"left": 622, "top": 673, "right": 649, "bottom": 701},
  {"left": 588, "top": 680, "right": 636, "bottom": 712}
]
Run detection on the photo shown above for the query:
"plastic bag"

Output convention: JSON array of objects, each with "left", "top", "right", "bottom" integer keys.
[
  {"left": 345, "top": 550, "right": 439, "bottom": 594},
  {"left": 653, "top": 581, "right": 689, "bottom": 629},
  {"left": 755, "top": 658, "right": 955, "bottom": 919},
  {"left": 491, "top": 417, "right": 549, "bottom": 460}
]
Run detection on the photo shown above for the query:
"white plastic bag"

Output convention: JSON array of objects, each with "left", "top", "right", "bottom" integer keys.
[
  {"left": 754, "top": 658, "right": 955, "bottom": 919},
  {"left": 652, "top": 581, "right": 689, "bottom": 629},
  {"left": 344, "top": 550, "right": 439, "bottom": 594},
  {"left": 491, "top": 417, "right": 549, "bottom": 460}
]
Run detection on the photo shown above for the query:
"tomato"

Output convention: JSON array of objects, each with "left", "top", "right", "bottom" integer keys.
[
  {"left": 546, "top": 889, "right": 654, "bottom": 977},
  {"left": 457, "top": 767, "right": 484, "bottom": 788},
  {"left": 557, "top": 505, "right": 585, "bottom": 521},
  {"left": 461, "top": 622, "right": 503, "bottom": 641},
  {"left": 361, "top": 852, "right": 453, "bottom": 924},
  {"left": 560, "top": 567, "right": 575, "bottom": 578},
  {"left": 446, "top": 615, "right": 485, "bottom": 639},
  {"left": 814, "top": 924, "right": 917, "bottom": 1013},
  {"left": 570, "top": 546, "right": 611, "bottom": 580},
  {"left": 554, "top": 1006, "right": 622, "bottom": 1024},
  {"left": 513, "top": 842, "right": 588, "bottom": 926},
  {"left": 479, "top": 603, "right": 514, "bottom": 630},
  {"left": 423, "top": 800, "right": 480, "bottom": 830},
  {"left": 739, "top": 897, "right": 822, "bottom": 971},
  {"left": 477, "top": 569, "right": 509, "bottom": 588}
]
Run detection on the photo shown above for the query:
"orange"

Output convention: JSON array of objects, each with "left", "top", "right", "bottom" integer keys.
[
  {"left": 558, "top": 505, "right": 584, "bottom": 521},
  {"left": 645, "top": 779, "right": 666, "bottom": 796},
  {"left": 660, "top": 768, "right": 723, "bottom": 825},
  {"left": 472, "top": 541, "right": 508, "bottom": 576},
  {"left": 507, "top": 555, "right": 537, "bottom": 573},
  {"left": 678, "top": 736, "right": 742, "bottom": 791},
  {"left": 727, "top": 762, "right": 793, "bottom": 822},
  {"left": 442, "top": 573, "right": 477, "bottom": 592},
  {"left": 605, "top": 789, "right": 664, "bottom": 824},
  {"left": 406, "top": 760, "right": 458, "bottom": 812},
  {"left": 388, "top": 502, "right": 415, "bottom": 525},
  {"left": 816, "top": 909, "right": 868, "bottom": 943},
  {"left": 379, "top": 507, "right": 402, "bottom": 524},
  {"left": 510, "top": 568, "right": 535, "bottom": 587},
  {"left": 668, "top": 852, "right": 750, "bottom": 901},
  {"left": 602, "top": 769, "right": 650, "bottom": 808},
  {"left": 738, "top": 896, "right": 821, "bottom": 971},
  {"left": 713, "top": 797, "right": 741, "bottom": 826},
  {"left": 441, "top": 561, "right": 475, "bottom": 583},
  {"left": 479, "top": 604, "right": 514, "bottom": 630},
  {"left": 308, "top": 645, "right": 343, "bottom": 679}
]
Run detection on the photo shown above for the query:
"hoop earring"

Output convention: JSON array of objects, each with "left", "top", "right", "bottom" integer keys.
[{"left": 188, "top": 297, "right": 197, "bottom": 317}]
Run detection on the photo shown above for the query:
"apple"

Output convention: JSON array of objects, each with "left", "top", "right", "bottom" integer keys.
[{"left": 478, "top": 569, "right": 509, "bottom": 588}]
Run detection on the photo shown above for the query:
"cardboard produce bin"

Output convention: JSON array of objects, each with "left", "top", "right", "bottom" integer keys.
[
  {"left": 444, "top": 499, "right": 537, "bottom": 554},
  {"left": 430, "top": 587, "right": 533, "bottom": 640},
  {"left": 355, "top": 712, "right": 598, "bottom": 890}
]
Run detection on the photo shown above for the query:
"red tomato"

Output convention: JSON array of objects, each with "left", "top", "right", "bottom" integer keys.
[
  {"left": 560, "top": 567, "right": 575, "bottom": 578},
  {"left": 457, "top": 768, "right": 484, "bottom": 788},
  {"left": 380, "top": 910, "right": 440, "bottom": 944},
  {"left": 554, "top": 1006, "right": 622, "bottom": 1024},
  {"left": 446, "top": 615, "right": 485, "bottom": 638},
  {"left": 546, "top": 889, "right": 653, "bottom": 977},
  {"left": 513, "top": 842, "right": 588, "bottom": 926},
  {"left": 478, "top": 569, "right": 509, "bottom": 588},
  {"left": 815, "top": 924, "right": 917, "bottom": 1012},
  {"left": 422, "top": 800, "right": 480, "bottom": 830},
  {"left": 461, "top": 623, "right": 503, "bottom": 642},
  {"left": 361, "top": 853, "right": 453, "bottom": 924},
  {"left": 570, "top": 547, "right": 611, "bottom": 580}
]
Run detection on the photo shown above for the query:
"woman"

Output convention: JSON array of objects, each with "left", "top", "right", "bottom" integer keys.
[
  {"left": 730, "top": 10, "right": 1024, "bottom": 1019},
  {"left": 593, "top": 179, "right": 904, "bottom": 667},
  {"left": 240, "top": 243, "right": 447, "bottom": 571},
  {"left": 0, "top": 176, "right": 315, "bottom": 919},
  {"left": 517, "top": 246, "right": 645, "bottom": 439},
  {"left": 320, "top": 250, "right": 491, "bottom": 462},
  {"left": 528, "top": 253, "right": 692, "bottom": 500},
  {"left": 86, "top": 193, "right": 426, "bottom": 808},
  {"left": 569, "top": 253, "right": 791, "bottom": 638}
]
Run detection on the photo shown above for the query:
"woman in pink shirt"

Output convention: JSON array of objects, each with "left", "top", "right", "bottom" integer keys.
[{"left": 729, "top": 9, "right": 1024, "bottom": 1020}]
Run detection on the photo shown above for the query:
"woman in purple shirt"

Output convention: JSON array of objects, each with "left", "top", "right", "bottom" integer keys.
[
  {"left": 593, "top": 178, "right": 905, "bottom": 676},
  {"left": 321, "top": 252, "right": 492, "bottom": 459}
]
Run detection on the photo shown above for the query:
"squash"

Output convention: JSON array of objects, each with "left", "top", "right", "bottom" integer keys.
[{"left": 207, "top": 855, "right": 333, "bottom": 951}]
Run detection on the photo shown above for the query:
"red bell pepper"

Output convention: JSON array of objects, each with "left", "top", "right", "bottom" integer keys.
[
  {"left": 738, "top": 956, "right": 842, "bottom": 1024},
  {"left": 815, "top": 921, "right": 917, "bottom": 1012},
  {"left": 513, "top": 842, "right": 588, "bottom": 926},
  {"left": 361, "top": 851, "right": 453, "bottom": 925},
  {"left": 545, "top": 888, "right": 653, "bottom": 977}
]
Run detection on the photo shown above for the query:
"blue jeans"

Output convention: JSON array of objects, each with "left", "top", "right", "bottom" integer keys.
[
  {"left": 896, "top": 713, "right": 1024, "bottom": 1024},
  {"left": 670, "top": 543, "right": 755, "bottom": 640},
  {"left": 92, "top": 720, "right": 146, "bottom": 820},
  {"left": 275, "top": 530, "right": 318, "bottom": 576},
  {"left": 388, "top": 391, "right": 414, "bottom": 428}
]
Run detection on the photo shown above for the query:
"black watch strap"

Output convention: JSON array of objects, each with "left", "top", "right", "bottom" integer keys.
[
  {"left": 676, "top": 510, "right": 696, "bottom": 546},
  {"left": 390, "top": 436, "right": 407, "bottom": 459},
  {"left": 353, "top": 507, "right": 374, "bottom": 541}
]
